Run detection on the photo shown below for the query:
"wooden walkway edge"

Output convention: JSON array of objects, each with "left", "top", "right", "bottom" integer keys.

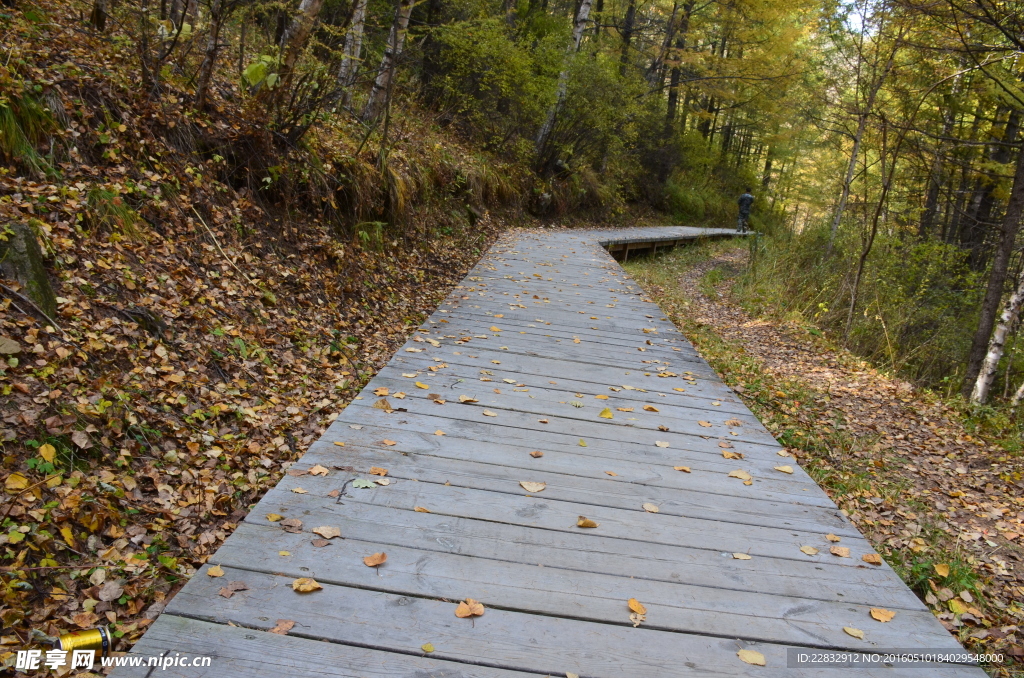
[{"left": 115, "top": 227, "right": 986, "bottom": 677}]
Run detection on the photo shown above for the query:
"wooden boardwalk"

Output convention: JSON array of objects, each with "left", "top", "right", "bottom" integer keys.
[{"left": 118, "top": 227, "right": 986, "bottom": 677}]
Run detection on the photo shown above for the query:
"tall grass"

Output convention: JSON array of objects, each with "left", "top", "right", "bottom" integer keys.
[{"left": 736, "top": 222, "right": 985, "bottom": 389}]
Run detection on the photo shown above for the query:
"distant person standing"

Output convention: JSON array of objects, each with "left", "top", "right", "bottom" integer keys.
[{"left": 737, "top": 188, "right": 754, "bottom": 233}]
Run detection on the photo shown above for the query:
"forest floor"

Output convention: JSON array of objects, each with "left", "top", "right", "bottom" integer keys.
[{"left": 626, "top": 243, "right": 1024, "bottom": 676}]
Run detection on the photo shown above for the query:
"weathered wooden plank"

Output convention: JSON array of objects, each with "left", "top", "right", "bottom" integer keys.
[
  {"left": 202, "top": 534, "right": 943, "bottom": 650},
  {"left": 290, "top": 442, "right": 856, "bottom": 535},
  {"left": 117, "top": 616, "right": 540, "bottom": 678},
  {"left": 163, "top": 568, "right": 981, "bottom": 678},
  {"left": 226, "top": 505, "right": 922, "bottom": 608}
]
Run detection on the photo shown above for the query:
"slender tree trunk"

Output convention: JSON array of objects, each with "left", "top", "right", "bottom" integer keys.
[
  {"left": 534, "top": 0, "right": 593, "bottom": 162},
  {"left": 971, "top": 264, "right": 1024, "bottom": 403},
  {"left": 619, "top": 0, "right": 636, "bottom": 77},
  {"left": 362, "top": 0, "right": 415, "bottom": 121},
  {"left": 278, "top": 0, "right": 327, "bottom": 94},
  {"left": 829, "top": 113, "right": 867, "bottom": 255},
  {"left": 91, "top": 0, "right": 108, "bottom": 30},
  {"left": 195, "top": 0, "right": 226, "bottom": 111},
  {"left": 962, "top": 140, "right": 1024, "bottom": 397},
  {"left": 338, "top": 0, "right": 368, "bottom": 103}
]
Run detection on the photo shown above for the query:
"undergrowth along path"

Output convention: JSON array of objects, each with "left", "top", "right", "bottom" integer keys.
[
  {"left": 626, "top": 243, "right": 1024, "bottom": 673},
  {"left": 116, "top": 228, "right": 985, "bottom": 677}
]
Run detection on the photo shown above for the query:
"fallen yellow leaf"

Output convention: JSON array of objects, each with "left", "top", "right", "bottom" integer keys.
[
  {"left": 800, "top": 545, "right": 819, "bottom": 556},
  {"left": 673, "top": 466, "right": 691, "bottom": 472},
  {"left": 577, "top": 516, "right": 599, "bottom": 528},
  {"left": 728, "top": 470, "right": 751, "bottom": 481},
  {"left": 733, "top": 553, "right": 752, "bottom": 560},
  {"left": 363, "top": 552, "right": 387, "bottom": 567},
  {"left": 333, "top": 441, "right": 345, "bottom": 447},
  {"left": 414, "top": 506, "right": 431, "bottom": 513},
  {"left": 642, "top": 503, "right": 659, "bottom": 513},
  {"left": 422, "top": 643, "right": 435, "bottom": 653},
  {"left": 617, "top": 407, "right": 634, "bottom": 412},
  {"left": 830, "top": 546, "right": 851, "bottom": 558},
  {"left": 844, "top": 627, "right": 865, "bottom": 640},
  {"left": 369, "top": 467, "right": 388, "bottom": 476},
  {"left": 698, "top": 420, "right": 712, "bottom": 427},
  {"left": 266, "top": 513, "right": 284, "bottom": 522},
  {"left": 455, "top": 599, "right": 485, "bottom": 618},
  {"left": 520, "top": 481, "right": 546, "bottom": 492},
  {"left": 870, "top": 608, "right": 895, "bottom": 623},
  {"left": 382, "top": 439, "right": 397, "bottom": 446},
  {"left": 530, "top": 450, "right": 544, "bottom": 457},
  {"left": 279, "top": 551, "right": 291, "bottom": 556},
  {"left": 39, "top": 444, "right": 56, "bottom": 463},
  {"left": 643, "top": 405, "right": 659, "bottom": 412},
  {"left": 312, "top": 526, "right": 342, "bottom": 539},
  {"left": 826, "top": 533, "right": 841, "bottom": 542},
  {"left": 655, "top": 441, "right": 669, "bottom": 448},
  {"left": 292, "top": 577, "right": 322, "bottom": 593},
  {"left": 774, "top": 465, "right": 794, "bottom": 474},
  {"left": 934, "top": 563, "right": 950, "bottom": 577},
  {"left": 595, "top": 394, "right": 609, "bottom": 399},
  {"left": 4, "top": 472, "right": 28, "bottom": 492},
  {"left": 862, "top": 553, "right": 882, "bottom": 565},
  {"left": 291, "top": 487, "right": 308, "bottom": 494},
  {"left": 737, "top": 649, "right": 766, "bottom": 666},
  {"left": 598, "top": 407, "right": 614, "bottom": 419},
  {"left": 415, "top": 382, "right": 430, "bottom": 389},
  {"left": 435, "top": 429, "right": 446, "bottom": 436},
  {"left": 482, "top": 410, "right": 497, "bottom": 417},
  {"left": 207, "top": 565, "right": 225, "bottom": 577},
  {"left": 627, "top": 598, "right": 647, "bottom": 614}
]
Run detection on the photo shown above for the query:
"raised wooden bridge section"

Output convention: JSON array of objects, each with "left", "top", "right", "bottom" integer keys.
[{"left": 118, "top": 227, "right": 985, "bottom": 677}]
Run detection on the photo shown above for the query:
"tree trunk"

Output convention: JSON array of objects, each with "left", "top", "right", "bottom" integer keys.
[
  {"left": 962, "top": 140, "right": 1024, "bottom": 397},
  {"left": 619, "top": 0, "right": 636, "bottom": 77},
  {"left": 195, "top": 0, "right": 225, "bottom": 111},
  {"left": 278, "top": 0, "right": 327, "bottom": 93},
  {"left": 971, "top": 264, "right": 1024, "bottom": 403},
  {"left": 338, "top": 0, "right": 368, "bottom": 103},
  {"left": 90, "top": 0, "right": 108, "bottom": 30},
  {"left": 665, "top": 0, "right": 694, "bottom": 126},
  {"left": 534, "top": 0, "right": 593, "bottom": 162},
  {"left": 362, "top": 0, "right": 416, "bottom": 121}
]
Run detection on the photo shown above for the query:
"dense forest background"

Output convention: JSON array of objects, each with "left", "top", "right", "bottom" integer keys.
[
  {"left": 1, "top": 0, "right": 1024, "bottom": 664},
  {"left": 4, "top": 0, "right": 1022, "bottom": 405}
]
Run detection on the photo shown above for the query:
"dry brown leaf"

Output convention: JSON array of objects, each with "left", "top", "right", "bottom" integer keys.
[
  {"left": 455, "top": 599, "right": 485, "bottom": 618},
  {"left": 459, "top": 395, "right": 478, "bottom": 403},
  {"left": 728, "top": 470, "right": 751, "bottom": 481},
  {"left": 576, "top": 516, "right": 599, "bottom": 528},
  {"left": 414, "top": 506, "right": 431, "bottom": 513},
  {"left": 281, "top": 518, "right": 303, "bottom": 533},
  {"left": 269, "top": 619, "right": 295, "bottom": 635},
  {"left": 538, "top": 418, "right": 549, "bottom": 423},
  {"left": 843, "top": 627, "right": 865, "bottom": 640},
  {"left": 825, "top": 533, "right": 841, "bottom": 542},
  {"left": 207, "top": 565, "right": 225, "bottom": 577},
  {"left": 435, "top": 430, "right": 446, "bottom": 436},
  {"left": 627, "top": 598, "right": 647, "bottom": 614},
  {"left": 369, "top": 467, "right": 388, "bottom": 476},
  {"left": 309, "top": 464, "right": 330, "bottom": 476},
  {"left": 292, "top": 577, "right": 322, "bottom": 593},
  {"left": 673, "top": 466, "right": 691, "bottom": 472},
  {"left": 698, "top": 420, "right": 712, "bottom": 427},
  {"left": 520, "top": 481, "right": 546, "bottom": 492},
  {"left": 218, "top": 581, "right": 249, "bottom": 599},
  {"left": 774, "top": 465, "right": 794, "bottom": 474},
  {"left": 312, "top": 526, "right": 342, "bottom": 540},
  {"left": 737, "top": 649, "right": 766, "bottom": 666},
  {"left": 373, "top": 398, "right": 393, "bottom": 411},
  {"left": 311, "top": 539, "right": 330, "bottom": 548},
  {"left": 605, "top": 471, "right": 618, "bottom": 476},
  {"left": 363, "top": 552, "right": 387, "bottom": 567},
  {"left": 722, "top": 450, "right": 743, "bottom": 459},
  {"left": 862, "top": 553, "right": 882, "bottom": 566},
  {"left": 642, "top": 503, "right": 659, "bottom": 513},
  {"left": 830, "top": 546, "right": 851, "bottom": 558},
  {"left": 718, "top": 441, "right": 733, "bottom": 448},
  {"left": 643, "top": 404, "right": 659, "bottom": 412},
  {"left": 291, "top": 487, "right": 308, "bottom": 494},
  {"left": 382, "top": 439, "right": 397, "bottom": 446},
  {"left": 724, "top": 418, "right": 743, "bottom": 427},
  {"left": 870, "top": 608, "right": 895, "bottom": 623},
  {"left": 800, "top": 545, "right": 819, "bottom": 556},
  {"left": 530, "top": 450, "right": 544, "bottom": 458}
]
